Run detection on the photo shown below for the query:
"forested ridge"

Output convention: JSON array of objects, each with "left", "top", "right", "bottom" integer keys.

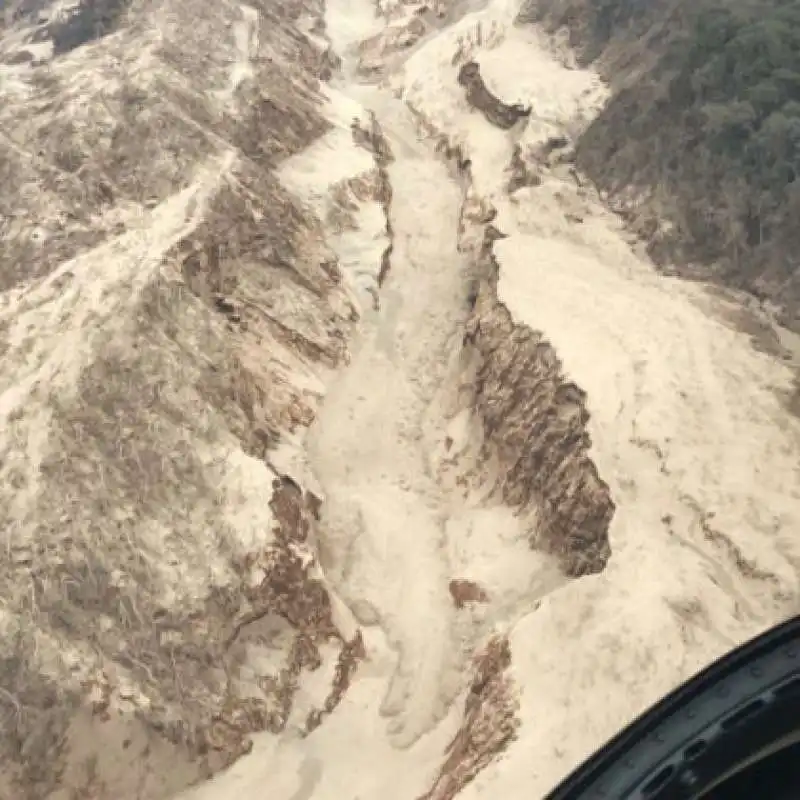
[{"left": 525, "top": 0, "right": 800, "bottom": 333}]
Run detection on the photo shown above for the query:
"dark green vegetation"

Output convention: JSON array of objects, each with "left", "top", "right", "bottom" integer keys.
[
  {"left": 0, "top": 0, "right": 131, "bottom": 54},
  {"left": 524, "top": 0, "right": 800, "bottom": 332},
  {"left": 50, "top": 0, "right": 131, "bottom": 54}
]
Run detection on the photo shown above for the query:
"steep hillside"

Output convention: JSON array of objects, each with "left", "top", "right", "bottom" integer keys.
[
  {"left": 180, "top": 1, "right": 798, "bottom": 797},
  {"left": 0, "top": 0, "right": 368, "bottom": 795},
  {"left": 0, "top": 0, "right": 614, "bottom": 796},
  {"left": 525, "top": 0, "right": 800, "bottom": 337},
  {"left": 1, "top": 0, "right": 799, "bottom": 799}
]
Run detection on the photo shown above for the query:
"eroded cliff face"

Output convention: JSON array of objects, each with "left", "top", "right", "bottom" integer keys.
[
  {"left": 356, "top": 94, "right": 612, "bottom": 793},
  {"left": 461, "top": 243, "right": 614, "bottom": 578},
  {"left": 457, "top": 61, "right": 531, "bottom": 130},
  {"left": 422, "top": 121, "right": 615, "bottom": 580}
]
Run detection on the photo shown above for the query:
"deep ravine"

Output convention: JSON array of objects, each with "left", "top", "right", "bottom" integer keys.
[{"left": 306, "top": 2, "right": 536, "bottom": 750}]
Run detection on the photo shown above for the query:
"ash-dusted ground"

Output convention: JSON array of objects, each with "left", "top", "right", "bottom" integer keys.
[{"left": 0, "top": 0, "right": 798, "bottom": 798}]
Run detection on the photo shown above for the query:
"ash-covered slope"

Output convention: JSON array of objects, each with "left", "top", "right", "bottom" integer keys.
[
  {"left": 0, "top": 0, "right": 374, "bottom": 796},
  {"left": 1, "top": 0, "right": 799, "bottom": 799},
  {"left": 177, "top": 1, "right": 798, "bottom": 798},
  {"left": 395, "top": 2, "right": 800, "bottom": 795},
  {"left": 0, "top": 0, "right": 612, "bottom": 796}
]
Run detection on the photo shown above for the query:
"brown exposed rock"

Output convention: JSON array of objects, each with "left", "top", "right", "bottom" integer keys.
[
  {"left": 419, "top": 635, "right": 519, "bottom": 800},
  {"left": 305, "top": 629, "right": 367, "bottom": 733},
  {"left": 316, "top": 46, "right": 342, "bottom": 81},
  {"left": 351, "top": 111, "right": 395, "bottom": 168},
  {"left": 422, "top": 125, "right": 614, "bottom": 578},
  {"left": 506, "top": 143, "right": 542, "bottom": 193},
  {"left": 407, "top": 106, "right": 613, "bottom": 579},
  {"left": 0, "top": 0, "right": 368, "bottom": 795},
  {"left": 356, "top": 15, "right": 428, "bottom": 76},
  {"left": 462, "top": 250, "right": 614, "bottom": 577},
  {"left": 457, "top": 61, "right": 531, "bottom": 130},
  {"left": 252, "top": 475, "right": 338, "bottom": 636},
  {"left": 538, "top": 134, "right": 571, "bottom": 159},
  {"left": 207, "top": 474, "right": 365, "bottom": 766},
  {"left": 448, "top": 579, "right": 490, "bottom": 609},
  {"left": 351, "top": 111, "right": 396, "bottom": 288}
]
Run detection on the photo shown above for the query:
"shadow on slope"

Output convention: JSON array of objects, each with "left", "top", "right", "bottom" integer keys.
[{"left": 50, "top": 0, "right": 132, "bottom": 54}]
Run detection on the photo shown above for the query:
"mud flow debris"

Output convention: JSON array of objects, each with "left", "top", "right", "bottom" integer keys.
[{"left": 0, "top": 0, "right": 798, "bottom": 799}]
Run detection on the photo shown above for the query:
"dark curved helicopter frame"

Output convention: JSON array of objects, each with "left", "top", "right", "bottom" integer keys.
[{"left": 545, "top": 614, "right": 800, "bottom": 800}]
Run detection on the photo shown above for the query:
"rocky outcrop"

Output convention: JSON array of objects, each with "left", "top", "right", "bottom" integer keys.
[
  {"left": 506, "top": 144, "right": 543, "bottom": 193},
  {"left": 211, "top": 475, "right": 365, "bottom": 759},
  {"left": 357, "top": 15, "right": 429, "bottom": 76},
  {"left": 462, "top": 248, "right": 614, "bottom": 577},
  {"left": 418, "top": 635, "right": 519, "bottom": 800},
  {"left": 398, "top": 109, "right": 613, "bottom": 800},
  {"left": 428, "top": 129, "right": 614, "bottom": 578},
  {"left": 448, "top": 579, "right": 490, "bottom": 609},
  {"left": 457, "top": 61, "right": 531, "bottom": 130},
  {"left": 408, "top": 107, "right": 613, "bottom": 573},
  {"left": 453, "top": 189, "right": 613, "bottom": 576},
  {"left": 351, "top": 111, "right": 395, "bottom": 288}
]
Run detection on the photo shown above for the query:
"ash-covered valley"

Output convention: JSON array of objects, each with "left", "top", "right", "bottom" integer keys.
[{"left": 0, "top": 1, "right": 798, "bottom": 799}]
